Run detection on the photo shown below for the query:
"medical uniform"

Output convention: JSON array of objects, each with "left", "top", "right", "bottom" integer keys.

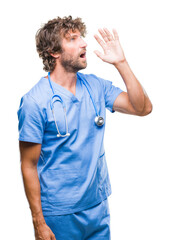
[{"left": 17, "top": 72, "right": 123, "bottom": 239}]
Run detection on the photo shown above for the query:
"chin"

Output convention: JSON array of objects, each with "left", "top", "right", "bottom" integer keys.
[
  {"left": 82, "top": 61, "right": 87, "bottom": 68},
  {"left": 77, "top": 62, "right": 87, "bottom": 71}
]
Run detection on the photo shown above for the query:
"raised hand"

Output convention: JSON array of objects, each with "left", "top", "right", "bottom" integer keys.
[{"left": 94, "top": 28, "right": 126, "bottom": 66}]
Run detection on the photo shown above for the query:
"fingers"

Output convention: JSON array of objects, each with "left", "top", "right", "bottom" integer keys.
[
  {"left": 103, "top": 28, "right": 114, "bottom": 41},
  {"left": 98, "top": 28, "right": 110, "bottom": 43},
  {"left": 94, "top": 34, "right": 106, "bottom": 50},
  {"left": 94, "top": 50, "right": 105, "bottom": 61},
  {"left": 112, "top": 28, "right": 119, "bottom": 40},
  {"left": 51, "top": 236, "right": 56, "bottom": 240},
  {"left": 95, "top": 28, "right": 112, "bottom": 44},
  {"left": 50, "top": 229, "right": 56, "bottom": 240},
  {"left": 51, "top": 233, "right": 56, "bottom": 240},
  {"left": 94, "top": 28, "right": 119, "bottom": 44}
]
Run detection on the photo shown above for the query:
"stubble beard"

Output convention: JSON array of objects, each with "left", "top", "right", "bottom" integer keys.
[{"left": 60, "top": 52, "right": 87, "bottom": 73}]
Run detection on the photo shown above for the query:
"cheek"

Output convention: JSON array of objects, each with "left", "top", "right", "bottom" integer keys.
[
  {"left": 62, "top": 49, "right": 78, "bottom": 59},
  {"left": 63, "top": 43, "right": 79, "bottom": 55}
]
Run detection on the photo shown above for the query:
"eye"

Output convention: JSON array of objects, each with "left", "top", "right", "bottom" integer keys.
[{"left": 70, "top": 37, "right": 76, "bottom": 41}]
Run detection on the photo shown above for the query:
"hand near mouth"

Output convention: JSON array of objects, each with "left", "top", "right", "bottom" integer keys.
[{"left": 94, "top": 28, "right": 126, "bottom": 66}]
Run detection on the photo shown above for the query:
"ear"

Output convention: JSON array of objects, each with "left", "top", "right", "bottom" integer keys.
[{"left": 50, "top": 52, "right": 60, "bottom": 59}]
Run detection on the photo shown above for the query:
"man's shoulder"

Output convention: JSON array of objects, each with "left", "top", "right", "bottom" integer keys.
[
  {"left": 77, "top": 72, "right": 105, "bottom": 86},
  {"left": 77, "top": 72, "right": 107, "bottom": 101},
  {"left": 78, "top": 72, "right": 99, "bottom": 80},
  {"left": 21, "top": 77, "right": 49, "bottom": 106}
]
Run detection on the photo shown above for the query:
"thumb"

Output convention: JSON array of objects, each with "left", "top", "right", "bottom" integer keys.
[
  {"left": 51, "top": 233, "right": 56, "bottom": 240},
  {"left": 94, "top": 50, "right": 105, "bottom": 60}
]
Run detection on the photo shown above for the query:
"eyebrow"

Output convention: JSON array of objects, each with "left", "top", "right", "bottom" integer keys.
[
  {"left": 69, "top": 34, "right": 79, "bottom": 38},
  {"left": 65, "top": 33, "right": 81, "bottom": 39}
]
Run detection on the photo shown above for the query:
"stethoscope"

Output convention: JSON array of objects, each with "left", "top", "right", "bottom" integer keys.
[{"left": 48, "top": 72, "right": 104, "bottom": 137}]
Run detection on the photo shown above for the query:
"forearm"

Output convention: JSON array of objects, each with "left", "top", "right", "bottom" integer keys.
[
  {"left": 21, "top": 162, "right": 45, "bottom": 225},
  {"left": 115, "top": 60, "right": 149, "bottom": 113}
]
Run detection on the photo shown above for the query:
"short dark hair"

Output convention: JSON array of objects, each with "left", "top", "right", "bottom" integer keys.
[{"left": 35, "top": 16, "right": 87, "bottom": 72}]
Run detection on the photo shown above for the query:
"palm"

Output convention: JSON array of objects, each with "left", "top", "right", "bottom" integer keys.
[{"left": 94, "top": 28, "right": 125, "bottom": 65}]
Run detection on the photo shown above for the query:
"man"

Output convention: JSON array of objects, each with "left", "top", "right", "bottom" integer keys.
[{"left": 18, "top": 16, "right": 152, "bottom": 240}]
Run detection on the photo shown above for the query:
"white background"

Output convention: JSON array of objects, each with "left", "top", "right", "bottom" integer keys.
[{"left": 0, "top": 0, "right": 170, "bottom": 239}]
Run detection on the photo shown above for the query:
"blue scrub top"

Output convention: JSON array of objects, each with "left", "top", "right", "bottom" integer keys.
[{"left": 17, "top": 72, "right": 123, "bottom": 216}]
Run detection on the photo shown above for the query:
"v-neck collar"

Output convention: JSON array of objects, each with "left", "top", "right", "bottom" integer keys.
[{"left": 45, "top": 72, "right": 84, "bottom": 102}]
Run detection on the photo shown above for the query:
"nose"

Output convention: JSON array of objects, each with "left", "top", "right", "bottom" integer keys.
[{"left": 80, "top": 37, "right": 87, "bottom": 48}]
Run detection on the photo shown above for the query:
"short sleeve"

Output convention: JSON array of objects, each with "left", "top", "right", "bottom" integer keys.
[
  {"left": 98, "top": 77, "right": 124, "bottom": 113},
  {"left": 17, "top": 93, "right": 45, "bottom": 144}
]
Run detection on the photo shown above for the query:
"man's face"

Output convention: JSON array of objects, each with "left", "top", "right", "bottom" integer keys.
[{"left": 59, "top": 29, "right": 87, "bottom": 73}]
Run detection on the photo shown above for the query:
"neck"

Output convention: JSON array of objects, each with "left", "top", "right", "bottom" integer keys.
[{"left": 48, "top": 65, "right": 77, "bottom": 90}]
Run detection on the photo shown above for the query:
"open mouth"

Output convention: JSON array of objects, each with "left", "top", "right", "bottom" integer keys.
[{"left": 80, "top": 52, "right": 86, "bottom": 58}]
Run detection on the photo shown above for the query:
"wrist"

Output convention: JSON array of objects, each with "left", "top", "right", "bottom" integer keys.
[
  {"left": 113, "top": 58, "right": 127, "bottom": 69},
  {"left": 32, "top": 211, "right": 45, "bottom": 227},
  {"left": 33, "top": 217, "right": 46, "bottom": 229}
]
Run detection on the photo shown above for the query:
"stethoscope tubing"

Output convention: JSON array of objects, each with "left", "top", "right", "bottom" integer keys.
[
  {"left": 47, "top": 72, "right": 104, "bottom": 137},
  {"left": 79, "top": 75, "right": 99, "bottom": 117}
]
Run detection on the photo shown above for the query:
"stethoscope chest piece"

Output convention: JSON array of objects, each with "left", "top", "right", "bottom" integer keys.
[{"left": 95, "top": 116, "right": 104, "bottom": 127}]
